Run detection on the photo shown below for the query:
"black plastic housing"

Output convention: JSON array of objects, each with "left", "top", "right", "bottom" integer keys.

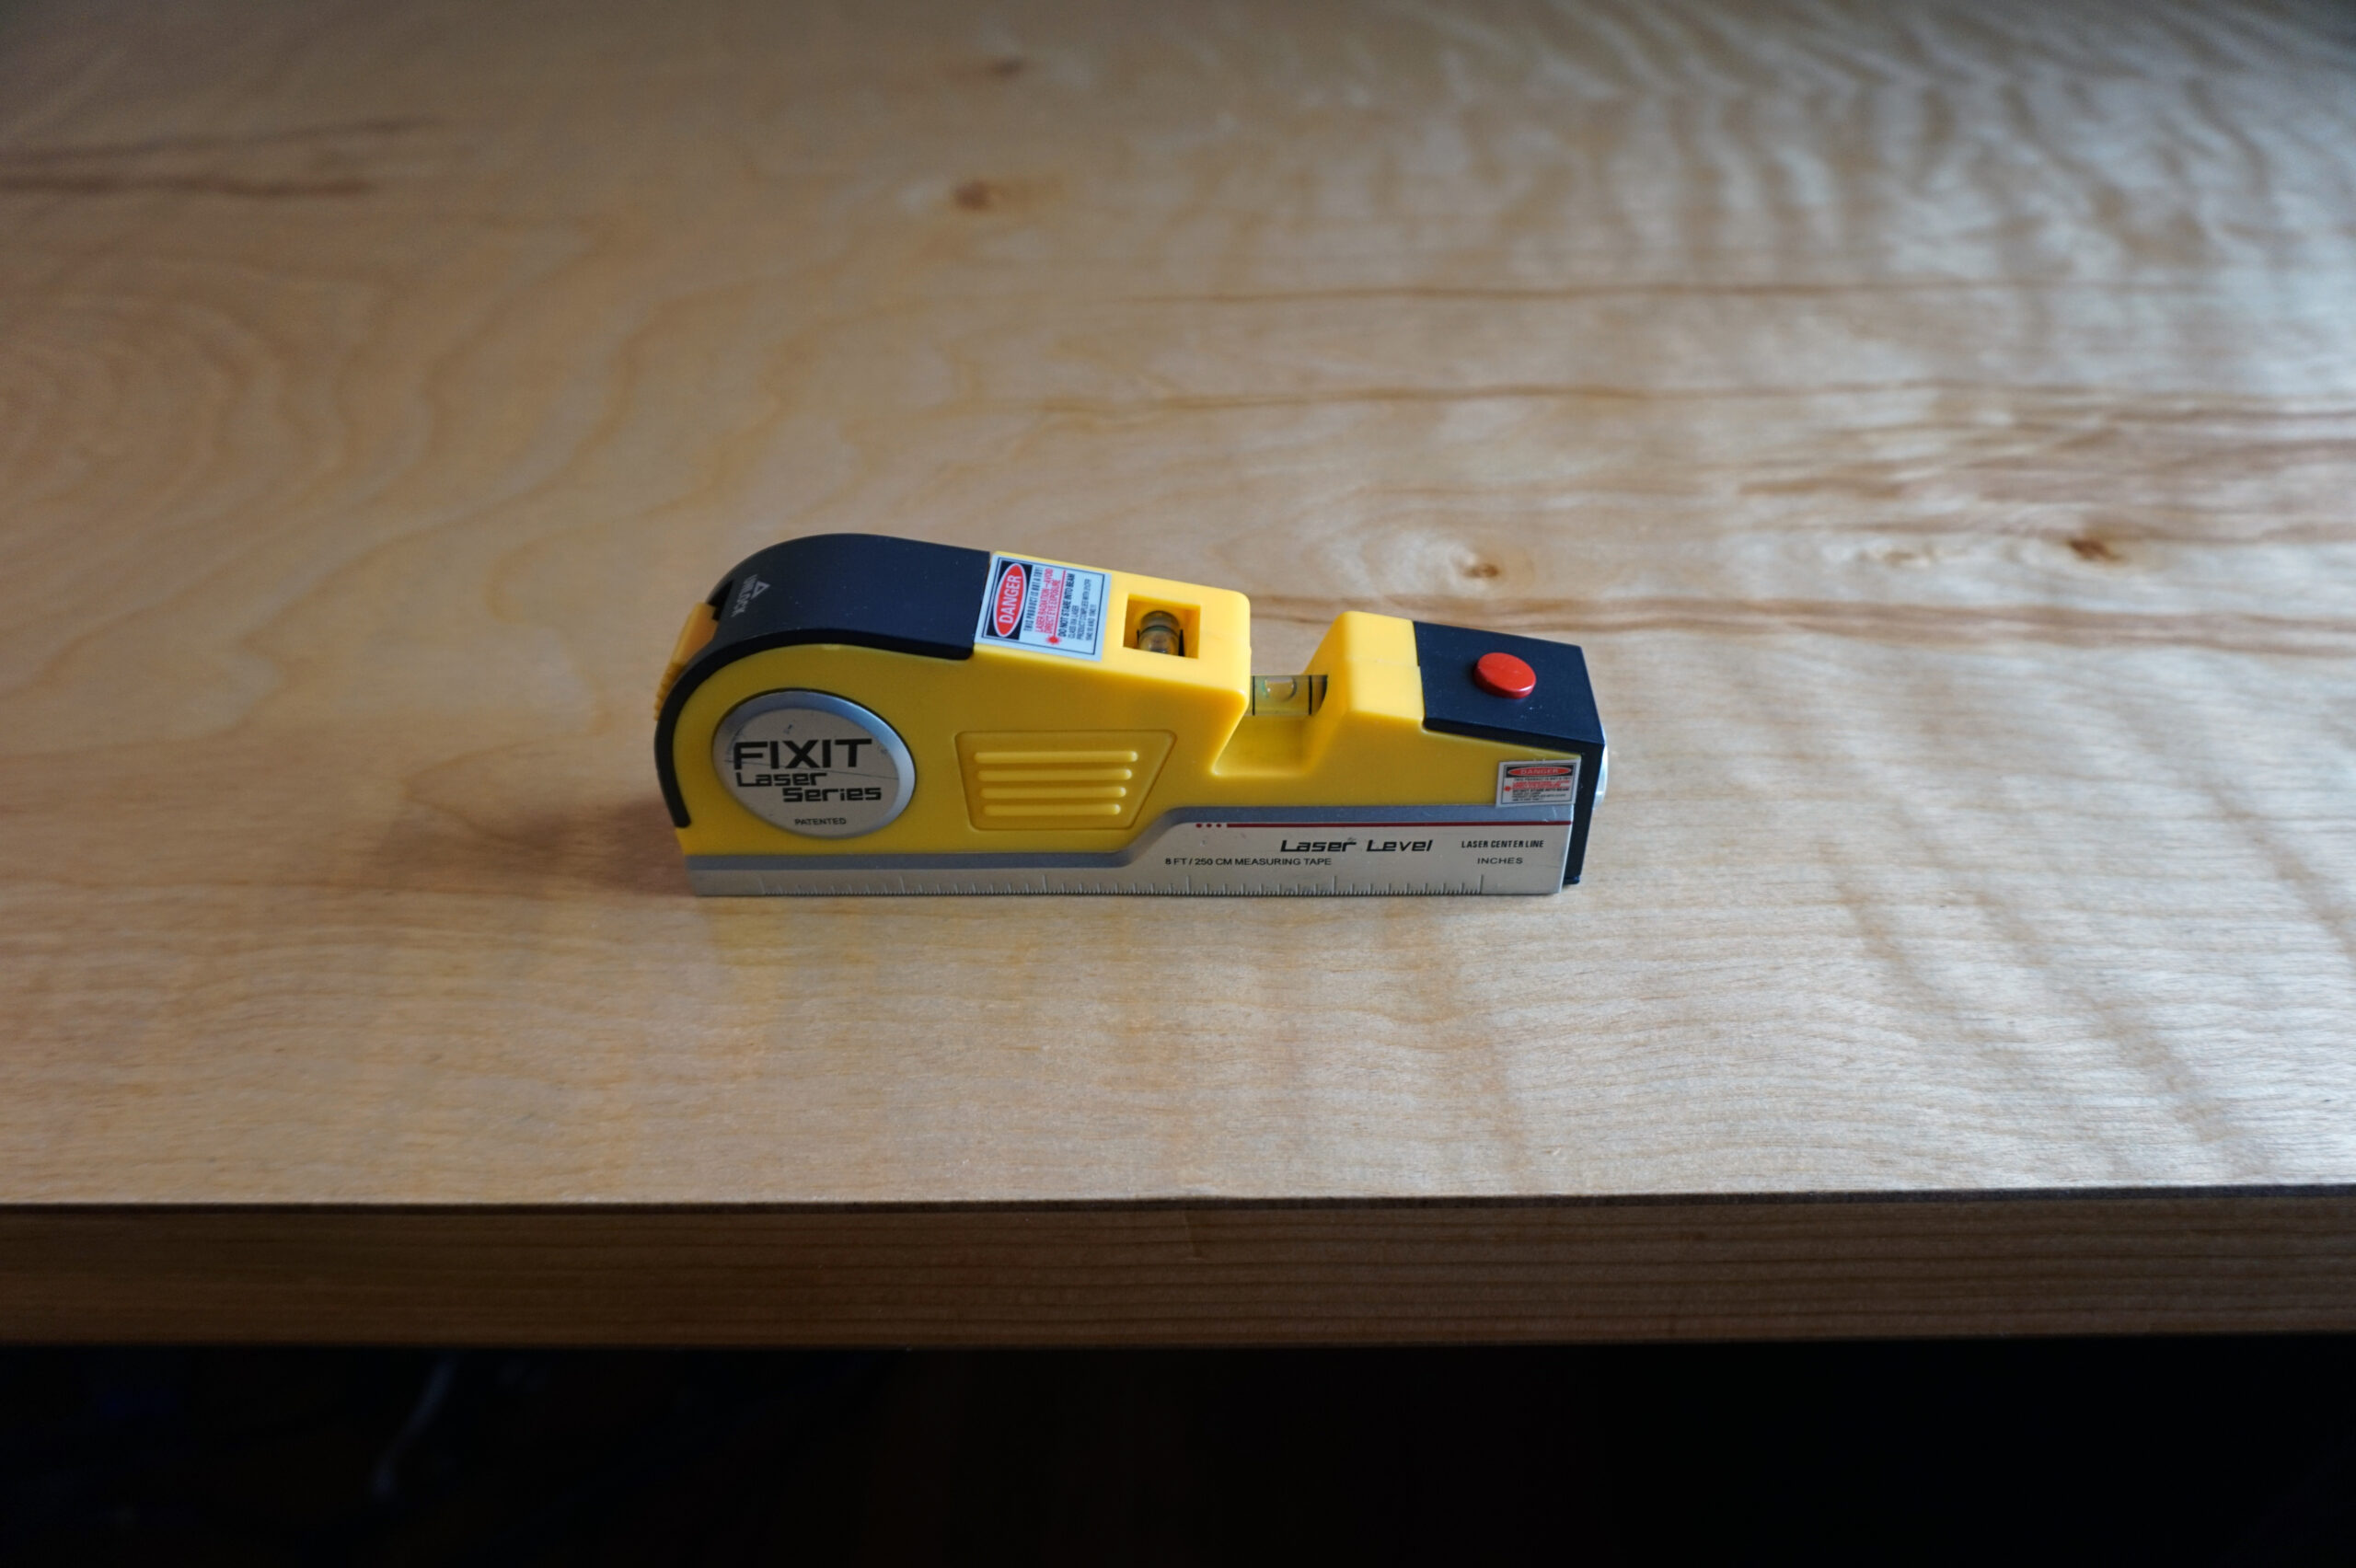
[{"left": 1413, "top": 621, "right": 1608, "bottom": 884}]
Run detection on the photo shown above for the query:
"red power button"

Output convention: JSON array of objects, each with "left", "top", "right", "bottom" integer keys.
[{"left": 1472, "top": 651, "right": 1537, "bottom": 699}]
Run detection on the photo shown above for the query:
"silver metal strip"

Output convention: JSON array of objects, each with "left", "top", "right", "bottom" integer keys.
[{"left": 685, "top": 804, "right": 1575, "bottom": 896}]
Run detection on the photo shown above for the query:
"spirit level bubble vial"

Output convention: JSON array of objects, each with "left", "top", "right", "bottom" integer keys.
[{"left": 653, "top": 536, "right": 1607, "bottom": 895}]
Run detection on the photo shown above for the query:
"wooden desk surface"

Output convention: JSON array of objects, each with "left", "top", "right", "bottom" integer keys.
[{"left": 3, "top": 0, "right": 2352, "bottom": 1343}]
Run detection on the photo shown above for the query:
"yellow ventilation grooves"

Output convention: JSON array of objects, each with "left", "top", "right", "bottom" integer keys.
[{"left": 955, "top": 731, "right": 1175, "bottom": 832}]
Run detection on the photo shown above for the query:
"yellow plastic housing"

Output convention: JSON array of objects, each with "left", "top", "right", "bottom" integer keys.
[{"left": 668, "top": 559, "right": 1575, "bottom": 859}]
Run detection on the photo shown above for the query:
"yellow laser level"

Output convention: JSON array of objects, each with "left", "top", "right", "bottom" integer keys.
[{"left": 656, "top": 536, "right": 1605, "bottom": 894}]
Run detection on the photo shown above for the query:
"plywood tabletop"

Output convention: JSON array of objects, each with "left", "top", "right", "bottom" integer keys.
[{"left": 2, "top": 0, "right": 2353, "bottom": 1342}]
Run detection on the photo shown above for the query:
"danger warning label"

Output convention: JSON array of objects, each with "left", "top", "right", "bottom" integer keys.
[
  {"left": 975, "top": 555, "right": 1109, "bottom": 660},
  {"left": 1496, "top": 758, "right": 1580, "bottom": 807}
]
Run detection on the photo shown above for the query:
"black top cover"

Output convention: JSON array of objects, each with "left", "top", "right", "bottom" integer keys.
[{"left": 1411, "top": 621, "right": 1605, "bottom": 754}]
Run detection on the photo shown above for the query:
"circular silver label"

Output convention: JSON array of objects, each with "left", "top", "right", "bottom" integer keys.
[{"left": 711, "top": 690, "right": 914, "bottom": 838}]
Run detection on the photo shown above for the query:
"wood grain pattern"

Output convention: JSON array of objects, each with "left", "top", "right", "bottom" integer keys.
[
  {"left": 1, "top": 0, "right": 2352, "bottom": 1338},
  {"left": 6, "top": 1194, "right": 2355, "bottom": 1345}
]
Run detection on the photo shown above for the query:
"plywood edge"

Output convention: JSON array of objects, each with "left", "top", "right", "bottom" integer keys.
[{"left": 3, "top": 1190, "right": 2352, "bottom": 1344}]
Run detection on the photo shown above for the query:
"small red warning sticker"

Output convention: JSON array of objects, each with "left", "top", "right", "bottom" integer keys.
[
  {"left": 976, "top": 554, "right": 1108, "bottom": 660},
  {"left": 991, "top": 562, "right": 1026, "bottom": 638},
  {"left": 1496, "top": 759, "right": 1580, "bottom": 807}
]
